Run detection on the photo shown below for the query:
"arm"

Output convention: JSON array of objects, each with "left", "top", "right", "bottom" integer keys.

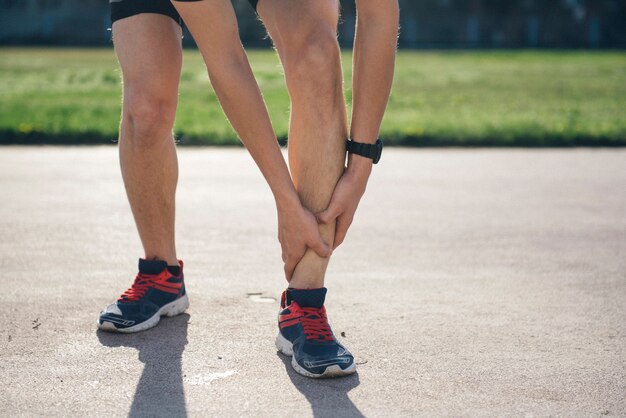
[
  {"left": 171, "top": 0, "right": 331, "bottom": 278},
  {"left": 316, "top": 0, "right": 399, "bottom": 248}
]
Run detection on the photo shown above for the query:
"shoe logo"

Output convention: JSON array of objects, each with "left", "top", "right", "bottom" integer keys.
[
  {"left": 303, "top": 357, "right": 352, "bottom": 368},
  {"left": 100, "top": 315, "right": 135, "bottom": 326},
  {"left": 153, "top": 279, "right": 183, "bottom": 295},
  {"left": 279, "top": 316, "right": 303, "bottom": 329}
]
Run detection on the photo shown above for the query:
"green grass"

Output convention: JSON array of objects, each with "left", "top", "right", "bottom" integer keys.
[{"left": 1, "top": 47, "right": 625, "bottom": 146}]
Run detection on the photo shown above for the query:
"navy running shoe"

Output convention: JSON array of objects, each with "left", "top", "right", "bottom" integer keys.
[
  {"left": 276, "top": 288, "right": 355, "bottom": 378},
  {"left": 98, "top": 259, "right": 188, "bottom": 333}
]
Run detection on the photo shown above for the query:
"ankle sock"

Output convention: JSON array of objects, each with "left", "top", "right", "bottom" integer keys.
[
  {"left": 138, "top": 258, "right": 180, "bottom": 276},
  {"left": 166, "top": 265, "right": 181, "bottom": 276},
  {"left": 288, "top": 287, "right": 327, "bottom": 308},
  {"left": 138, "top": 258, "right": 168, "bottom": 275}
]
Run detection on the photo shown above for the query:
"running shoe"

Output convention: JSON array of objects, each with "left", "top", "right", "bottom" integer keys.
[
  {"left": 98, "top": 259, "right": 188, "bottom": 333},
  {"left": 276, "top": 288, "right": 355, "bottom": 378}
]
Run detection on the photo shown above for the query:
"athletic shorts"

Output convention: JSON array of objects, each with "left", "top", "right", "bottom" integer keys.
[{"left": 110, "top": 0, "right": 259, "bottom": 26}]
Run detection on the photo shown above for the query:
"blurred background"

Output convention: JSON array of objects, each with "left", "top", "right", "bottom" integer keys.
[
  {"left": 1, "top": 0, "right": 625, "bottom": 146},
  {"left": 2, "top": 0, "right": 626, "bottom": 48}
]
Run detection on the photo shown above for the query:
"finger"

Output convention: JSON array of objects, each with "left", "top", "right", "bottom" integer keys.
[
  {"left": 333, "top": 216, "right": 352, "bottom": 249},
  {"left": 284, "top": 259, "right": 296, "bottom": 282},
  {"left": 309, "top": 233, "right": 333, "bottom": 258}
]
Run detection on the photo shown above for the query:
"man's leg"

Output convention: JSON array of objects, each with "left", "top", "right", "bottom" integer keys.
[
  {"left": 258, "top": 0, "right": 356, "bottom": 378},
  {"left": 98, "top": 13, "right": 188, "bottom": 334},
  {"left": 114, "top": 14, "right": 182, "bottom": 266},
  {"left": 257, "top": 0, "right": 347, "bottom": 289}
]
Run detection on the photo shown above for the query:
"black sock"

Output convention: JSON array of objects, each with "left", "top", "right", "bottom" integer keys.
[
  {"left": 138, "top": 258, "right": 168, "bottom": 275},
  {"left": 166, "top": 265, "right": 181, "bottom": 276},
  {"left": 288, "top": 287, "right": 327, "bottom": 308}
]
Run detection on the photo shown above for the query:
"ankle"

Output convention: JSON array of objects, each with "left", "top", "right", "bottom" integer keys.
[
  {"left": 288, "top": 277, "right": 324, "bottom": 290},
  {"left": 144, "top": 253, "right": 179, "bottom": 267},
  {"left": 289, "top": 266, "right": 325, "bottom": 289}
]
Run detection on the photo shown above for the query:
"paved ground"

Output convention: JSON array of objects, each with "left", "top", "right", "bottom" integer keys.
[{"left": 0, "top": 147, "right": 624, "bottom": 417}]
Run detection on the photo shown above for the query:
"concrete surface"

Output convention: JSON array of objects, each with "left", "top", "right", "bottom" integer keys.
[{"left": 0, "top": 147, "right": 625, "bottom": 417}]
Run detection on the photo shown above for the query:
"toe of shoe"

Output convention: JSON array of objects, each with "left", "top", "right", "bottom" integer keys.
[
  {"left": 97, "top": 319, "right": 120, "bottom": 332},
  {"left": 298, "top": 354, "right": 354, "bottom": 376}
]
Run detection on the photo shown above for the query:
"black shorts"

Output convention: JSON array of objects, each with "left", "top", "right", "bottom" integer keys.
[{"left": 110, "top": 0, "right": 259, "bottom": 26}]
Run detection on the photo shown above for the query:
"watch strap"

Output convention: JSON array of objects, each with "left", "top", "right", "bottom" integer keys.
[{"left": 346, "top": 138, "right": 383, "bottom": 164}]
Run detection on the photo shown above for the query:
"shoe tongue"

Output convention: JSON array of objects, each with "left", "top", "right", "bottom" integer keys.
[
  {"left": 138, "top": 258, "right": 168, "bottom": 275},
  {"left": 289, "top": 287, "right": 327, "bottom": 308}
]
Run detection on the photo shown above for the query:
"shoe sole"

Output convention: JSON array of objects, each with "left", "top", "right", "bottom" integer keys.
[
  {"left": 275, "top": 333, "right": 356, "bottom": 378},
  {"left": 98, "top": 294, "right": 189, "bottom": 334}
]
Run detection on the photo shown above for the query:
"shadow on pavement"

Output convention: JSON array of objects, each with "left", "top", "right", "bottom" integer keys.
[
  {"left": 97, "top": 314, "right": 190, "bottom": 418},
  {"left": 277, "top": 352, "right": 364, "bottom": 418}
]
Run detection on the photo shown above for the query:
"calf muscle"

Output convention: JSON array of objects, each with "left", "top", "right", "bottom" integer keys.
[
  {"left": 258, "top": 0, "right": 347, "bottom": 288},
  {"left": 113, "top": 14, "right": 182, "bottom": 265}
]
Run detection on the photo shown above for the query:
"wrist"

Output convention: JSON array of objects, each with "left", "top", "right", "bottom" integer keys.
[
  {"left": 274, "top": 188, "right": 301, "bottom": 212},
  {"left": 346, "top": 153, "right": 373, "bottom": 180}
]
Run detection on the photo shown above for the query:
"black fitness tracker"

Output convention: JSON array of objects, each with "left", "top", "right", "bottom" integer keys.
[{"left": 346, "top": 138, "right": 383, "bottom": 164}]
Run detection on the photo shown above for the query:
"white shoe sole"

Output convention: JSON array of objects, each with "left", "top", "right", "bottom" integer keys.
[
  {"left": 98, "top": 294, "right": 189, "bottom": 334},
  {"left": 275, "top": 333, "right": 356, "bottom": 378}
]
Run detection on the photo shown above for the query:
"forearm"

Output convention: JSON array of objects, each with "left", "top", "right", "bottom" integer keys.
[
  {"left": 349, "top": 0, "right": 399, "bottom": 175},
  {"left": 171, "top": 0, "right": 299, "bottom": 209},
  {"left": 207, "top": 51, "right": 299, "bottom": 208}
]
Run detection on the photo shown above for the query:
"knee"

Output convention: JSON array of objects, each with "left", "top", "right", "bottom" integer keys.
[
  {"left": 282, "top": 27, "right": 341, "bottom": 90},
  {"left": 122, "top": 91, "right": 177, "bottom": 149}
]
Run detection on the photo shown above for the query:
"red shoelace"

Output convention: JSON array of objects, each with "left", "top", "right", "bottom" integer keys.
[
  {"left": 118, "top": 273, "right": 155, "bottom": 302},
  {"left": 300, "top": 307, "right": 334, "bottom": 341}
]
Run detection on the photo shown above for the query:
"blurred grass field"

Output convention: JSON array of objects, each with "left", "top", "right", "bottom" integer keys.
[{"left": 1, "top": 47, "right": 625, "bottom": 146}]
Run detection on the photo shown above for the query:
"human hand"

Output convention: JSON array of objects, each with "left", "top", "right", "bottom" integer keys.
[
  {"left": 315, "top": 161, "right": 370, "bottom": 249},
  {"left": 278, "top": 201, "right": 332, "bottom": 281}
]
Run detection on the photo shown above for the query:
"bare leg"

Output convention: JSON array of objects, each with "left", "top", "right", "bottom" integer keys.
[
  {"left": 258, "top": 0, "right": 347, "bottom": 288},
  {"left": 113, "top": 14, "right": 182, "bottom": 266}
]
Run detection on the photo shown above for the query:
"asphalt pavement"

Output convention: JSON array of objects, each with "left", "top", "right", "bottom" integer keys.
[{"left": 0, "top": 147, "right": 624, "bottom": 417}]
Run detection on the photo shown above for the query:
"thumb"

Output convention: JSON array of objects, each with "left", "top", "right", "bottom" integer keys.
[{"left": 309, "top": 233, "right": 333, "bottom": 258}]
